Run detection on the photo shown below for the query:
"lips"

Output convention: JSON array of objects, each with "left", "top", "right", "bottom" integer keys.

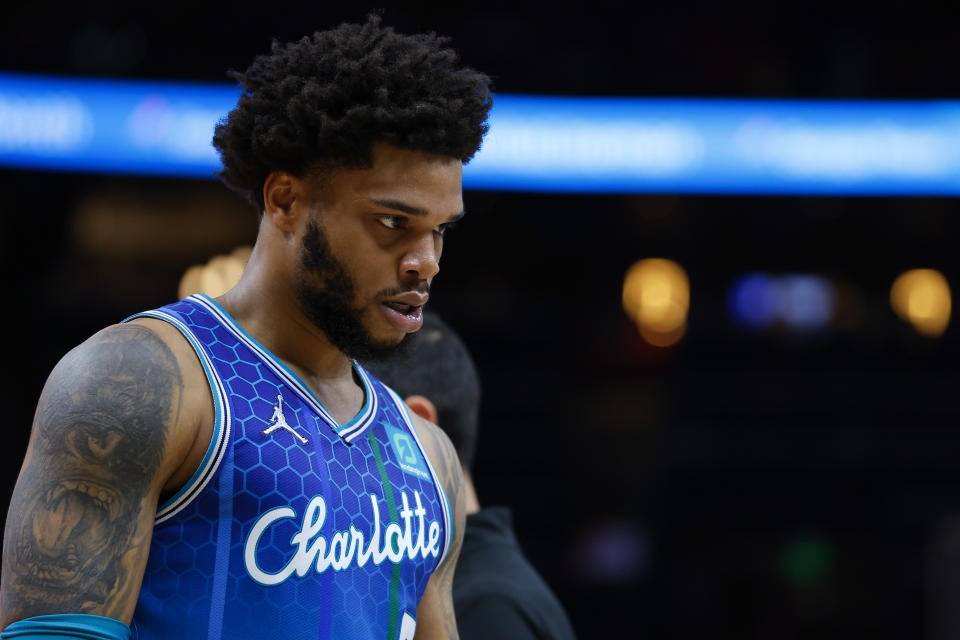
[
  {"left": 380, "top": 296, "right": 425, "bottom": 332},
  {"left": 382, "top": 292, "right": 428, "bottom": 308},
  {"left": 384, "top": 301, "right": 417, "bottom": 314},
  {"left": 378, "top": 288, "right": 428, "bottom": 332}
]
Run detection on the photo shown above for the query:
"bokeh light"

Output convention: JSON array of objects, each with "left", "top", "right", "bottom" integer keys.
[
  {"left": 780, "top": 536, "right": 834, "bottom": 589},
  {"left": 572, "top": 520, "right": 649, "bottom": 585},
  {"left": 890, "top": 268, "right": 951, "bottom": 337},
  {"left": 778, "top": 275, "right": 835, "bottom": 330},
  {"left": 728, "top": 272, "right": 835, "bottom": 332},
  {"left": 178, "top": 245, "right": 253, "bottom": 299},
  {"left": 727, "top": 273, "right": 780, "bottom": 330},
  {"left": 622, "top": 258, "right": 690, "bottom": 347}
]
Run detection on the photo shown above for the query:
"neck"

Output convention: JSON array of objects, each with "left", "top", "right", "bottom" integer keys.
[{"left": 217, "top": 241, "right": 353, "bottom": 382}]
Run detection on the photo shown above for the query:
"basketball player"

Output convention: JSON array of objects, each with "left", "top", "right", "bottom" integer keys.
[
  {"left": 0, "top": 16, "right": 491, "bottom": 640},
  {"left": 363, "top": 314, "right": 577, "bottom": 640}
]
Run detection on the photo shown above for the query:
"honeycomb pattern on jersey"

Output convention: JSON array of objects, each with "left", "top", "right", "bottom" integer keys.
[{"left": 132, "top": 297, "right": 444, "bottom": 640}]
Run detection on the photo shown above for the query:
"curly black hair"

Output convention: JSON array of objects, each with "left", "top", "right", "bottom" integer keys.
[{"left": 212, "top": 15, "right": 493, "bottom": 211}]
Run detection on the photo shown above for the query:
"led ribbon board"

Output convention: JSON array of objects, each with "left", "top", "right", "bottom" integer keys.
[{"left": 3, "top": 72, "right": 960, "bottom": 194}]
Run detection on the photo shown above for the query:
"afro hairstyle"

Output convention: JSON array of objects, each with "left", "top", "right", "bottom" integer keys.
[{"left": 212, "top": 15, "right": 493, "bottom": 212}]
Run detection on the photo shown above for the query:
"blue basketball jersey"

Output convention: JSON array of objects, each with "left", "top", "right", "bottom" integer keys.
[{"left": 125, "top": 294, "right": 452, "bottom": 640}]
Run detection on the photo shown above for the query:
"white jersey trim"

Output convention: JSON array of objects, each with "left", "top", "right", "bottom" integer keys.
[
  {"left": 383, "top": 385, "right": 454, "bottom": 567},
  {"left": 124, "top": 309, "right": 231, "bottom": 525},
  {"left": 191, "top": 294, "right": 378, "bottom": 444}
]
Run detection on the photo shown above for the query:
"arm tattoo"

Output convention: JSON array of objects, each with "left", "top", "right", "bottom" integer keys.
[
  {"left": 424, "top": 423, "right": 464, "bottom": 639},
  {"left": 426, "top": 426, "right": 460, "bottom": 512},
  {"left": 1, "top": 325, "right": 182, "bottom": 620}
]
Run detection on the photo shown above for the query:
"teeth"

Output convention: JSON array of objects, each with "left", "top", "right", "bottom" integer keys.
[{"left": 59, "top": 479, "right": 114, "bottom": 506}]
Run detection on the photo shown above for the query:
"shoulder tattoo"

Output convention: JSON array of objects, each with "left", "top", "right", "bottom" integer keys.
[
  {"left": 1, "top": 324, "right": 182, "bottom": 618},
  {"left": 422, "top": 422, "right": 463, "bottom": 638},
  {"left": 423, "top": 423, "right": 461, "bottom": 523}
]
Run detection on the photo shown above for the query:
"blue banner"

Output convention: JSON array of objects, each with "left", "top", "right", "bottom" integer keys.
[{"left": 3, "top": 72, "right": 960, "bottom": 195}]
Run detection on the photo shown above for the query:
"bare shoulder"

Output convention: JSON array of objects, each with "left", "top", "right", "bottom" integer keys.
[
  {"left": 41, "top": 319, "right": 210, "bottom": 486},
  {"left": 0, "top": 320, "right": 203, "bottom": 626},
  {"left": 407, "top": 413, "right": 464, "bottom": 554},
  {"left": 408, "top": 412, "right": 462, "bottom": 509},
  {"left": 409, "top": 412, "right": 465, "bottom": 639},
  {"left": 29, "top": 320, "right": 196, "bottom": 464}
]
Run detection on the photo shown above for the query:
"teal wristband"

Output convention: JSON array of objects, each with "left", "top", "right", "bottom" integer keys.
[{"left": 1, "top": 614, "right": 130, "bottom": 639}]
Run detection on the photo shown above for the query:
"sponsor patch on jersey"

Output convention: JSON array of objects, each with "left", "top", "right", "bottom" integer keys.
[{"left": 384, "top": 423, "right": 431, "bottom": 481}]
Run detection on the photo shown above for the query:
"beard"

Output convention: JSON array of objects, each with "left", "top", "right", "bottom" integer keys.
[{"left": 295, "top": 218, "right": 414, "bottom": 362}]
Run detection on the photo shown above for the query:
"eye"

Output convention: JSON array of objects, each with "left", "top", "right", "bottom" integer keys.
[
  {"left": 377, "top": 215, "right": 407, "bottom": 231},
  {"left": 65, "top": 423, "right": 124, "bottom": 460}
]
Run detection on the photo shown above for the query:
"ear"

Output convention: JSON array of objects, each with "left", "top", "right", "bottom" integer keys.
[
  {"left": 262, "top": 170, "right": 304, "bottom": 233},
  {"left": 404, "top": 395, "right": 438, "bottom": 425}
]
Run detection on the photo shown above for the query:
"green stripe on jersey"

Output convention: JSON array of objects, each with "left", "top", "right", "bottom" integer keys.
[{"left": 368, "top": 431, "right": 402, "bottom": 640}]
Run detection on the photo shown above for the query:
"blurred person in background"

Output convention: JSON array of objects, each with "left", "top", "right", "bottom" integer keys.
[
  {"left": 364, "top": 313, "right": 577, "bottom": 640},
  {"left": 0, "top": 15, "right": 491, "bottom": 640}
]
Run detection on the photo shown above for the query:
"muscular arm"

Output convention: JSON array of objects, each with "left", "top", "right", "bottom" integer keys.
[
  {"left": 0, "top": 324, "right": 188, "bottom": 627},
  {"left": 411, "top": 415, "right": 466, "bottom": 640}
]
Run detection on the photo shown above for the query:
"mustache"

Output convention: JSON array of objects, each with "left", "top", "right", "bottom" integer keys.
[{"left": 376, "top": 282, "right": 430, "bottom": 298}]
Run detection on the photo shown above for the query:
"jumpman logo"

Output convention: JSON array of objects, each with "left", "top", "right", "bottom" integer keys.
[{"left": 263, "top": 394, "right": 308, "bottom": 444}]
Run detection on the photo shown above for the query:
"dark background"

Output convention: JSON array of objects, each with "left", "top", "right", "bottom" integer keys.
[{"left": 3, "top": 4, "right": 960, "bottom": 638}]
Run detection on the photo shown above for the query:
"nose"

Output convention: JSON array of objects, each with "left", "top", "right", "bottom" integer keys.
[{"left": 399, "top": 233, "right": 441, "bottom": 281}]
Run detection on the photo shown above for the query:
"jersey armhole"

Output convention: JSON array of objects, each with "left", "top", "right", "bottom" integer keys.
[
  {"left": 124, "top": 310, "right": 231, "bottom": 524},
  {"left": 383, "top": 386, "right": 454, "bottom": 567}
]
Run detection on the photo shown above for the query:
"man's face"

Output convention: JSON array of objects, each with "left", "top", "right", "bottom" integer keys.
[{"left": 295, "top": 143, "right": 464, "bottom": 361}]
